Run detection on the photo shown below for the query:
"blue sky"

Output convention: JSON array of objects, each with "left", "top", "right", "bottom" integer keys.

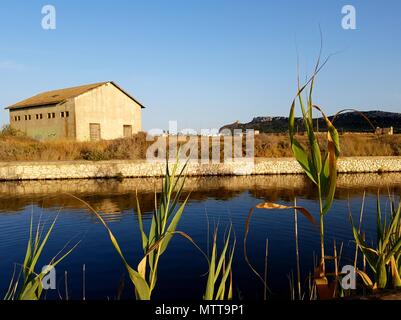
[{"left": 0, "top": 0, "right": 400, "bottom": 131}]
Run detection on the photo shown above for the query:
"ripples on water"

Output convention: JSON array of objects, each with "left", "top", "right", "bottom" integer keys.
[{"left": 0, "top": 173, "right": 400, "bottom": 300}]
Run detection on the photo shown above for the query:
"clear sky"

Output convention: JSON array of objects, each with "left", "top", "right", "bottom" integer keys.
[{"left": 0, "top": 0, "right": 400, "bottom": 131}]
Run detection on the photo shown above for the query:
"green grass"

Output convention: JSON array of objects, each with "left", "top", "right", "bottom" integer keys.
[
  {"left": 203, "top": 226, "right": 236, "bottom": 300},
  {"left": 4, "top": 215, "right": 78, "bottom": 300},
  {"left": 352, "top": 193, "right": 401, "bottom": 290}
]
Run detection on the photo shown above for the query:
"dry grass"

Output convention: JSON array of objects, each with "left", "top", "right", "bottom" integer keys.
[
  {"left": 255, "top": 133, "right": 401, "bottom": 158},
  {"left": 338, "top": 133, "right": 401, "bottom": 157},
  {"left": 254, "top": 134, "right": 293, "bottom": 157},
  {"left": 0, "top": 129, "right": 150, "bottom": 161},
  {"left": 0, "top": 128, "right": 400, "bottom": 162}
]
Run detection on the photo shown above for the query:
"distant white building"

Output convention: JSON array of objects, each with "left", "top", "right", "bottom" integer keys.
[{"left": 375, "top": 126, "right": 394, "bottom": 135}]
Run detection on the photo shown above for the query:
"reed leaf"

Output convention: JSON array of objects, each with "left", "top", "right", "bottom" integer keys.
[
  {"left": 70, "top": 159, "right": 190, "bottom": 300},
  {"left": 288, "top": 53, "right": 341, "bottom": 280},
  {"left": 256, "top": 202, "right": 317, "bottom": 225},
  {"left": 6, "top": 215, "right": 78, "bottom": 300},
  {"left": 351, "top": 195, "right": 401, "bottom": 290},
  {"left": 204, "top": 226, "right": 236, "bottom": 300}
]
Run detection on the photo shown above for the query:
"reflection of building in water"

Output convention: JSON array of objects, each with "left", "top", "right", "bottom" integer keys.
[
  {"left": 93, "top": 199, "right": 124, "bottom": 223},
  {"left": 95, "top": 199, "right": 121, "bottom": 215}
]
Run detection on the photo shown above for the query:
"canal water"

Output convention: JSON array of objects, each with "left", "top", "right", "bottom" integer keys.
[{"left": 0, "top": 173, "right": 400, "bottom": 300}]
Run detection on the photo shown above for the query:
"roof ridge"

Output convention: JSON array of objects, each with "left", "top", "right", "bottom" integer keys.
[
  {"left": 5, "top": 81, "right": 145, "bottom": 110},
  {"left": 35, "top": 81, "right": 108, "bottom": 95}
]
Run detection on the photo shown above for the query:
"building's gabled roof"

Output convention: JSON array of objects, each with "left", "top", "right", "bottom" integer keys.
[{"left": 6, "top": 81, "right": 145, "bottom": 110}]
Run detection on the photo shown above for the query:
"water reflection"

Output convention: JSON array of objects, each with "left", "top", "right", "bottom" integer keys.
[
  {"left": 1, "top": 173, "right": 400, "bottom": 215},
  {"left": 1, "top": 173, "right": 401, "bottom": 299}
]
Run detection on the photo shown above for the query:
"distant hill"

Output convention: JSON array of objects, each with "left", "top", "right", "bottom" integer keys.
[{"left": 219, "top": 111, "right": 401, "bottom": 134}]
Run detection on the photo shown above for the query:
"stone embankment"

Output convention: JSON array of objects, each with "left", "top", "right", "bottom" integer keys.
[{"left": 0, "top": 157, "right": 400, "bottom": 181}]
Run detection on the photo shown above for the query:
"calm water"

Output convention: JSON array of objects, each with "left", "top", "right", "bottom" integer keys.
[{"left": 0, "top": 173, "right": 400, "bottom": 300}]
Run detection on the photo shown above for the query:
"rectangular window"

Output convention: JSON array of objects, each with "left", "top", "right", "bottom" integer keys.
[
  {"left": 61, "top": 112, "right": 65, "bottom": 118},
  {"left": 36, "top": 114, "right": 39, "bottom": 120},
  {"left": 52, "top": 113, "right": 55, "bottom": 118},
  {"left": 40, "top": 114, "right": 43, "bottom": 119},
  {"left": 48, "top": 113, "right": 51, "bottom": 119},
  {"left": 18, "top": 116, "right": 21, "bottom": 121},
  {"left": 66, "top": 111, "right": 69, "bottom": 117},
  {"left": 14, "top": 116, "right": 17, "bottom": 121},
  {"left": 28, "top": 115, "right": 31, "bottom": 120},
  {"left": 25, "top": 115, "right": 28, "bottom": 121}
]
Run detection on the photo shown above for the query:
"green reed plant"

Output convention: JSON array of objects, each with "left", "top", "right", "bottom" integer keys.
[
  {"left": 352, "top": 194, "right": 401, "bottom": 290},
  {"left": 71, "top": 160, "right": 190, "bottom": 300},
  {"left": 289, "top": 60, "right": 340, "bottom": 276},
  {"left": 253, "top": 54, "right": 340, "bottom": 298},
  {"left": 4, "top": 215, "right": 77, "bottom": 300},
  {"left": 136, "top": 161, "right": 190, "bottom": 297},
  {"left": 204, "top": 226, "right": 236, "bottom": 300}
]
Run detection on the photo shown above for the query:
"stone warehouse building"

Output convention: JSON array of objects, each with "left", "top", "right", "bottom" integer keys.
[{"left": 6, "top": 81, "right": 145, "bottom": 141}]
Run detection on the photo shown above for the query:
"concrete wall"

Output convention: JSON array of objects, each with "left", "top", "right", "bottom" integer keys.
[
  {"left": 9, "top": 103, "right": 75, "bottom": 140},
  {"left": 1, "top": 157, "right": 401, "bottom": 181},
  {"left": 74, "top": 83, "right": 142, "bottom": 141}
]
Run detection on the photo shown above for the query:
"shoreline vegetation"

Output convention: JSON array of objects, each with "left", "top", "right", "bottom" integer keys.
[{"left": 0, "top": 126, "right": 400, "bottom": 162}]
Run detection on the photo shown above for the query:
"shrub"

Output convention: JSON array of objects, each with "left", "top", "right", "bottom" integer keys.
[
  {"left": 0, "top": 125, "right": 25, "bottom": 137},
  {"left": 79, "top": 146, "right": 108, "bottom": 161}
]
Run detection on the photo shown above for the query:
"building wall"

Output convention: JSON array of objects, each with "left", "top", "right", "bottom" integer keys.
[
  {"left": 74, "top": 83, "right": 142, "bottom": 141},
  {"left": 9, "top": 103, "right": 75, "bottom": 140}
]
